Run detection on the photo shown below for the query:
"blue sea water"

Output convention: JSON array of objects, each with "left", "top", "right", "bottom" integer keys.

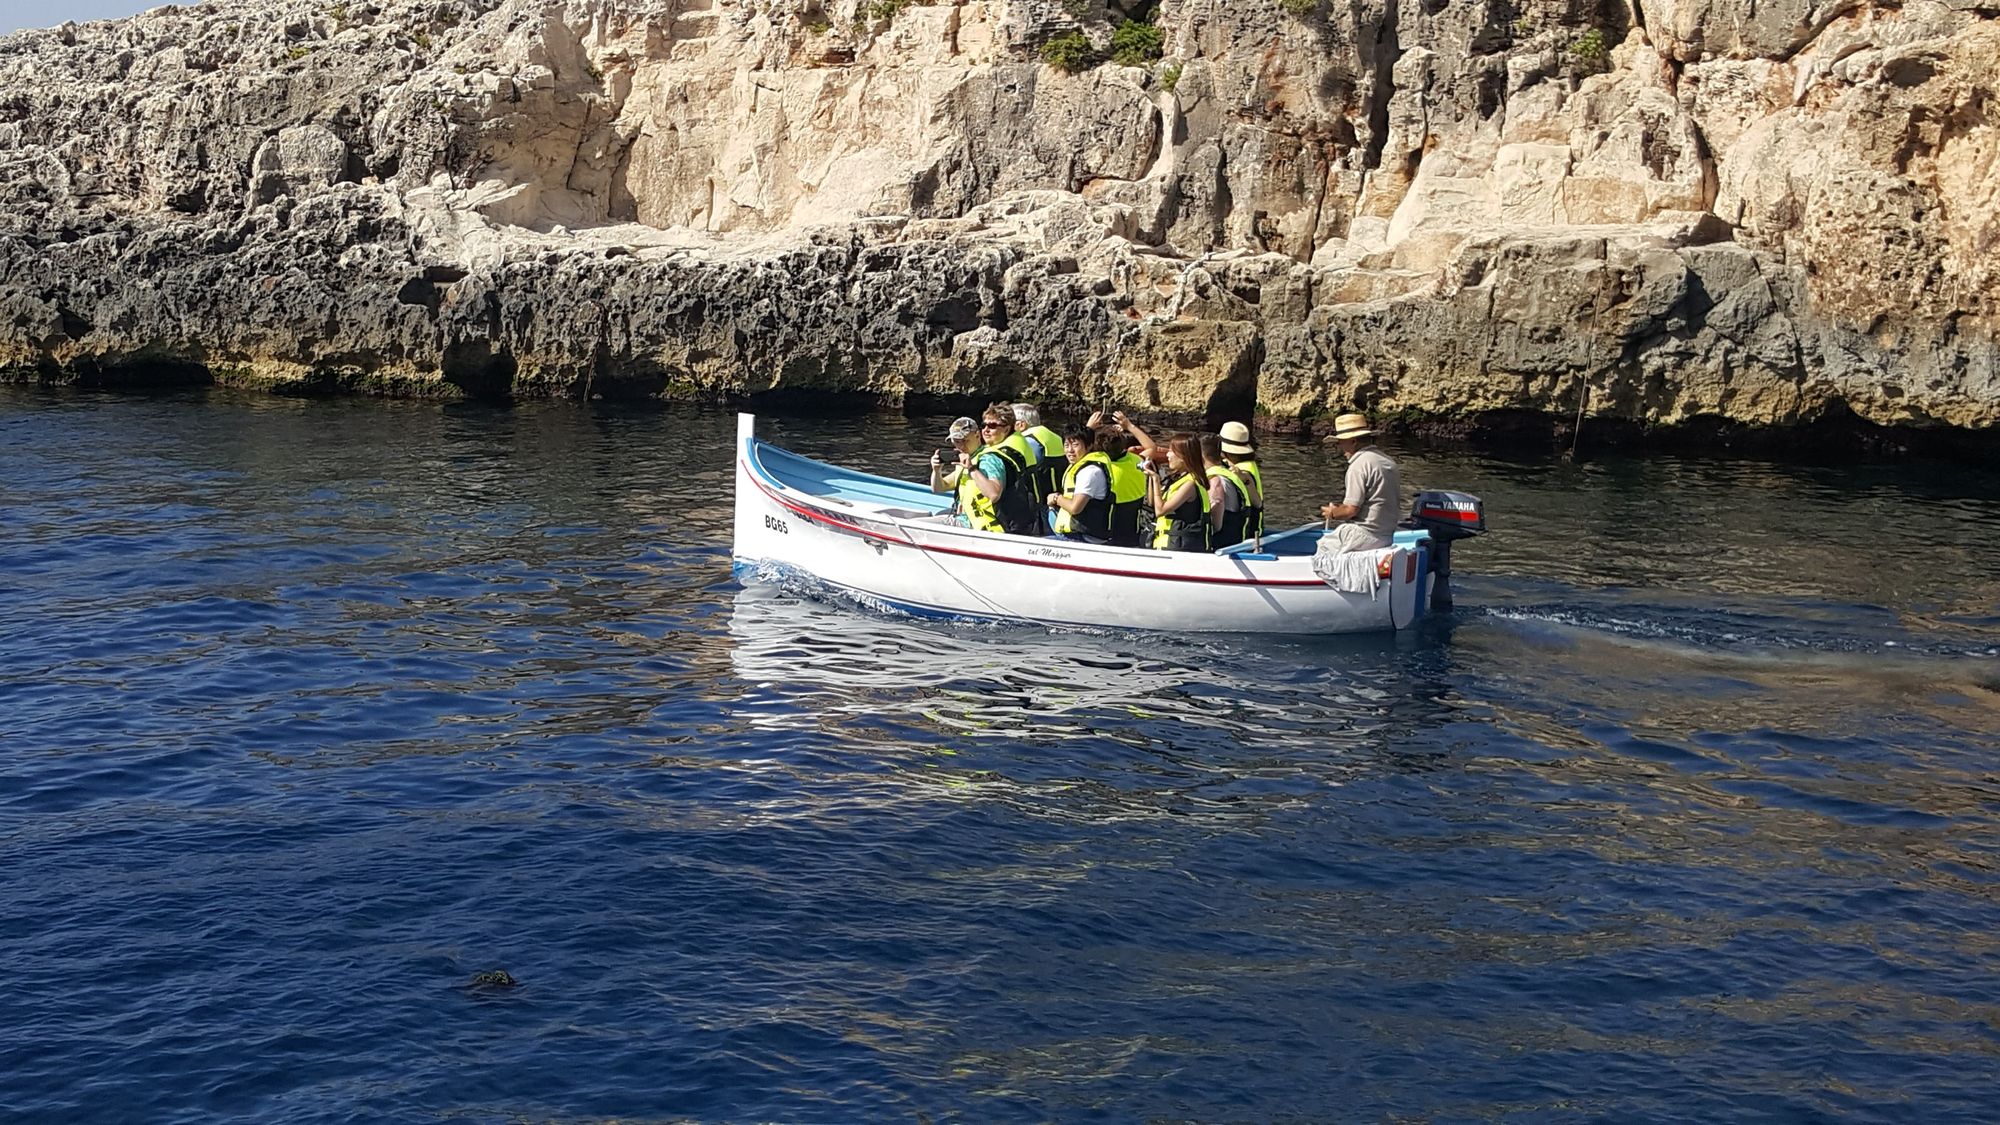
[{"left": 4, "top": 387, "right": 1999, "bottom": 1121}]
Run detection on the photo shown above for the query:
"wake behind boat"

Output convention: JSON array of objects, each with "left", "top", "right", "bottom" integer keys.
[{"left": 730, "top": 413, "right": 1486, "bottom": 634}]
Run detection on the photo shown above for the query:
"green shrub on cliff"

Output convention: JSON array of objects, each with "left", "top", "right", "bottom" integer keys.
[
  {"left": 1110, "top": 20, "right": 1163, "bottom": 66},
  {"left": 1041, "top": 31, "right": 1099, "bottom": 73},
  {"left": 1277, "top": 0, "right": 1318, "bottom": 15},
  {"left": 1159, "top": 60, "right": 1183, "bottom": 93},
  {"left": 1569, "top": 27, "right": 1610, "bottom": 72}
]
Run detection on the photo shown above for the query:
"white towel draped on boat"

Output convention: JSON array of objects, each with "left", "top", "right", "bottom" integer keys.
[{"left": 1312, "top": 541, "right": 1393, "bottom": 596}]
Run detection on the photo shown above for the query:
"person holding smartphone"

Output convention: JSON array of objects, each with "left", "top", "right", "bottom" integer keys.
[
  {"left": 1144, "top": 433, "right": 1212, "bottom": 552},
  {"left": 930, "top": 417, "right": 988, "bottom": 529}
]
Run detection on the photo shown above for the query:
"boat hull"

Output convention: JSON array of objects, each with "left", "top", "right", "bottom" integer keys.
[{"left": 730, "top": 414, "right": 1428, "bottom": 634}]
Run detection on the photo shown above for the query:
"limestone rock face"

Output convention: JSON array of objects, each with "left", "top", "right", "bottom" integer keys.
[{"left": 0, "top": 0, "right": 1994, "bottom": 436}]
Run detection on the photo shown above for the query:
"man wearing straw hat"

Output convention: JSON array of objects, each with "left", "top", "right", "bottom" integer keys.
[{"left": 1318, "top": 412, "right": 1402, "bottom": 553}]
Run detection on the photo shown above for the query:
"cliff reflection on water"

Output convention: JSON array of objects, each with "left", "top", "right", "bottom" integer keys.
[{"left": 4, "top": 389, "right": 2000, "bottom": 1120}]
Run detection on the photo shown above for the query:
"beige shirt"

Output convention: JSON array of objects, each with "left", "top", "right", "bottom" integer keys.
[{"left": 1339, "top": 445, "right": 1401, "bottom": 549}]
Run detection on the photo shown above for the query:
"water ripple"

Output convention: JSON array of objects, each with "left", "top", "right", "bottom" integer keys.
[{"left": 3, "top": 391, "right": 1999, "bottom": 1120}]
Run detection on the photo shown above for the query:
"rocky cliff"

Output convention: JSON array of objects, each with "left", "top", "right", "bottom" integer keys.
[{"left": 1, "top": 0, "right": 1995, "bottom": 440}]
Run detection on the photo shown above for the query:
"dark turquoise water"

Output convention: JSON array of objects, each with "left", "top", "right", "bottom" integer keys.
[{"left": 5, "top": 388, "right": 2000, "bottom": 1121}]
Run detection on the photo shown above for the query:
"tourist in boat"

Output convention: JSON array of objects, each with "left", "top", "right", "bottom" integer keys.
[
  {"left": 1318, "top": 412, "right": 1402, "bottom": 552},
  {"left": 1143, "top": 433, "right": 1213, "bottom": 552},
  {"left": 929, "top": 413, "right": 1019, "bottom": 534},
  {"left": 1217, "top": 420, "right": 1266, "bottom": 544},
  {"left": 1200, "top": 432, "right": 1255, "bottom": 549},
  {"left": 982, "top": 401, "right": 1050, "bottom": 535},
  {"left": 1045, "top": 424, "right": 1113, "bottom": 544},
  {"left": 930, "top": 416, "right": 993, "bottom": 530},
  {"left": 1012, "top": 403, "right": 1066, "bottom": 509},
  {"left": 1096, "top": 426, "right": 1149, "bottom": 547},
  {"left": 1089, "top": 410, "right": 1185, "bottom": 546}
]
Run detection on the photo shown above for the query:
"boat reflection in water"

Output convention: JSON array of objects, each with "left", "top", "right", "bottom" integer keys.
[{"left": 721, "top": 583, "right": 1470, "bottom": 827}]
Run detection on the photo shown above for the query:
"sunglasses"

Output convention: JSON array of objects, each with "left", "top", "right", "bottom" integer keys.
[{"left": 980, "top": 422, "right": 1005, "bottom": 430}]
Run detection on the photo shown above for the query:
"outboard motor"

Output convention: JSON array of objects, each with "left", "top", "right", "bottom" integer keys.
[{"left": 1405, "top": 490, "right": 1486, "bottom": 612}]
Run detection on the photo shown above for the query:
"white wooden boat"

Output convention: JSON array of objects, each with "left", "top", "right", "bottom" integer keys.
[{"left": 730, "top": 413, "right": 1476, "bottom": 634}]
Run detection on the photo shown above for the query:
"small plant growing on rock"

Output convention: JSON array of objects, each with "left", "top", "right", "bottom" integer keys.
[
  {"left": 1568, "top": 27, "right": 1610, "bottom": 73},
  {"left": 412, "top": 30, "right": 433, "bottom": 48},
  {"left": 329, "top": 1, "right": 350, "bottom": 26},
  {"left": 802, "top": 14, "right": 831, "bottom": 33},
  {"left": 1277, "top": 0, "right": 1318, "bottom": 15},
  {"left": 1061, "top": 0, "right": 1097, "bottom": 18},
  {"left": 286, "top": 44, "right": 312, "bottom": 59},
  {"left": 866, "top": 0, "right": 910, "bottom": 21},
  {"left": 1110, "top": 19, "right": 1162, "bottom": 66},
  {"left": 1159, "top": 60, "right": 1182, "bottom": 93},
  {"left": 1041, "top": 30, "right": 1099, "bottom": 73}
]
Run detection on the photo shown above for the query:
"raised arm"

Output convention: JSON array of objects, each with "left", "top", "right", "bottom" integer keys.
[{"left": 1110, "top": 410, "right": 1159, "bottom": 455}]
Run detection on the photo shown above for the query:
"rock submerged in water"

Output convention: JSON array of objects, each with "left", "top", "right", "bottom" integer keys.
[
  {"left": 0, "top": 0, "right": 1993, "bottom": 441},
  {"left": 468, "top": 969, "right": 518, "bottom": 989}
]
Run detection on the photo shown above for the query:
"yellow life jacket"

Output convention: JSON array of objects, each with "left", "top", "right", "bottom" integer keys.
[
  {"left": 953, "top": 448, "right": 1005, "bottom": 533},
  {"left": 1152, "top": 469, "right": 1211, "bottom": 552},
  {"left": 1022, "top": 424, "right": 1065, "bottom": 508},
  {"left": 1207, "top": 464, "right": 1251, "bottom": 548},
  {"left": 1104, "top": 452, "right": 1148, "bottom": 546},
  {"left": 981, "top": 439, "right": 1039, "bottom": 535},
  {"left": 1052, "top": 452, "right": 1114, "bottom": 540},
  {"left": 1023, "top": 425, "right": 1063, "bottom": 465},
  {"left": 1233, "top": 458, "right": 1265, "bottom": 539},
  {"left": 952, "top": 438, "right": 1040, "bottom": 532}
]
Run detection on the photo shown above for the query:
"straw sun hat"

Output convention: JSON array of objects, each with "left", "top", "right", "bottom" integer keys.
[
  {"left": 1330, "top": 412, "right": 1377, "bottom": 441},
  {"left": 1218, "top": 421, "right": 1255, "bottom": 455}
]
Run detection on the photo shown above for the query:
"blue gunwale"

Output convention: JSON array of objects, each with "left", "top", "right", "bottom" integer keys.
[{"left": 749, "top": 438, "right": 947, "bottom": 514}]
